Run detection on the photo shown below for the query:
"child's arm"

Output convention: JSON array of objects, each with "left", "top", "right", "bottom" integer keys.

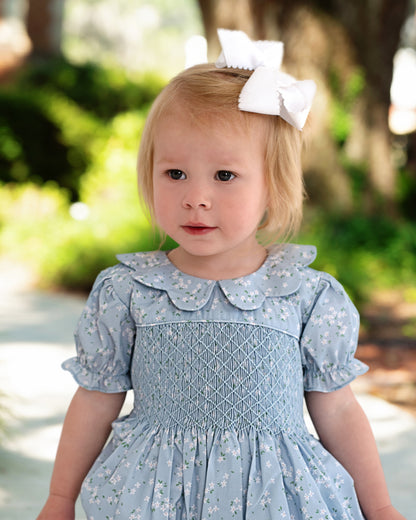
[
  {"left": 37, "top": 386, "right": 126, "bottom": 520},
  {"left": 305, "top": 385, "right": 406, "bottom": 520}
]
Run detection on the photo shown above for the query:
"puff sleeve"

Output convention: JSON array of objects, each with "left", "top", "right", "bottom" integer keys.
[
  {"left": 300, "top": 273, "right": 368, "bottom": 392},
  {"left": 62, "top": 267, "right": 135, "bottom": 392}
]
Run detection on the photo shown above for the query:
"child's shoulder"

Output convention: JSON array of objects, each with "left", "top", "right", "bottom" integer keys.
[
  {"left": 267, "top": 243, "right": 353, "bottom": 302},
  {"left": 96, "top": 250, "right": 168, "bottom": 280},
  {"left": 114, "top": 250, "right": 172, "bottom": 284},
  {"left": 267, "top": 243, "right": 317, "bottom": 269},
  {"left": 89, "top": 251, "right": 164, "bottom": 296},
  {"left": 116, "top": 250, "right": 170, "bottom": 270}
]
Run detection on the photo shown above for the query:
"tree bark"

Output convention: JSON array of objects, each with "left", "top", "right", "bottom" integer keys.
[
  {"left": 26, "top": 0, "right": 64, "bottom": 58},
  {"left": 0, "top": 0, "right": 32, "bottom": 82},
  {"left": 197, "top": 0, "right": 255, "bottom": 59},
  {"left": 327, "top": 0, "right": 408, "bottom": 212}
]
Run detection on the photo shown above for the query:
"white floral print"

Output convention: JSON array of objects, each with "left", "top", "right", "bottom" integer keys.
[{"left": 62, "top": 244, "right": 367, "bottom": 519}]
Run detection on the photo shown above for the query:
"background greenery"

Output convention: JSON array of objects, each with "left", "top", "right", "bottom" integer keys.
[
  {"left": 0, "top": 57, "right": 415, "bottom": 309},
  {"left": 0, "top": 58, "right": 177, "bottom": 290}
]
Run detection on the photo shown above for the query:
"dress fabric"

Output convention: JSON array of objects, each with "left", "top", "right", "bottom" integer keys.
[{"left": 63, "top": 244, "right": 368, "bottom": 520}]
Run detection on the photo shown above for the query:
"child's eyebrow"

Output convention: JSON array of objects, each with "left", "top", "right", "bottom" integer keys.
[{"left": 153, "top": 155, "right": 183, "bottom": 164}]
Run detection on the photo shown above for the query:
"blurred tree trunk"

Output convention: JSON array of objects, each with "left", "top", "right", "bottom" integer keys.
[
  {"left": 197, "top": 0, "right": 409, "bottom": 215},
  {"left": 0, "top": 0, "right": 32, "bottom": 82},
  {"left": 198, "top": 0, "right": 255, "bottom": 51},
  {"left": 26, "top": 0, "right": 64, "bottom": 58}
]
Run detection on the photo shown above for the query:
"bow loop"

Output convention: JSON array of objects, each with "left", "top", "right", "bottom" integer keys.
[
  {"left": 185, "top": 35, "right": 208, "bottom": 68},
  {"left": 278, "top": 84, "right": 308, "bottom": 113},
  {"left": 238, "top": 66, "right": 316, "bottom": 130},
  {"left": 215, "top": 28, "right": 283, "bottom": 70}
]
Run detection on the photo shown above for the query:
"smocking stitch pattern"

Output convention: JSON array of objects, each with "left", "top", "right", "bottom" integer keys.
[{"left": 133, "top": 322, "right": 304, "bottom": 433}]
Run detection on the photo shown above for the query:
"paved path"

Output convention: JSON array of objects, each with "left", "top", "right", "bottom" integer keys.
[{"left": 0, "top": 283, "right": 415, "bottom": 519}]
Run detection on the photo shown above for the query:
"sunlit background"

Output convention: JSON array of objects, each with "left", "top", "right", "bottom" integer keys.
[
  {"left": 2, "top": 0, "right": 203, "bottom": 75},
  {"left": 1, "top": 2, "right": 416, "bottom": 518}
]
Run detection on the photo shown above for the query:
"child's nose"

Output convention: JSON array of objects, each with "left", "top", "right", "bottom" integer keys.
[{"left": 182, "top": 184, "right": 211, "bottom": 209}]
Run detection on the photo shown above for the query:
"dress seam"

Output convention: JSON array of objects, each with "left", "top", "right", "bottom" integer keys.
[{"left": 134, "top": 319, "right": 300, "bottom": 340}]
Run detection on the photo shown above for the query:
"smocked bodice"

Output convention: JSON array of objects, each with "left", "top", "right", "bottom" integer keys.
[{"left": 134, "top": 322, "right": 304, "bottom": 433}]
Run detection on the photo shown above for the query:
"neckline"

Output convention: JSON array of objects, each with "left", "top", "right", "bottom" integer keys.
[
  {"left": 165, "top": 247, "right": 269, "bottom": 282},
  {"left": 116, "top": 244, "right": 317, "bottom": 311}
]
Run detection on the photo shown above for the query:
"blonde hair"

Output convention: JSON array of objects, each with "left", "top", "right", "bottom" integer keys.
[{"left": 137, "top": 63, "right": 304, "bottom": 243}]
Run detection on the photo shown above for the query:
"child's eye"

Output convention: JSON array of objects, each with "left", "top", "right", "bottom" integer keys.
[
  {"left": 216, "top": 170, "right": 235, "bottom": 182},
  {"left": 167, "top": 169, "right": 186, "bottom": 180}
]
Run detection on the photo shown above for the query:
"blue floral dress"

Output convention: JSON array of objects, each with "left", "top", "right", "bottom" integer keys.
[{"left": 63, "top": 244, "right": 368, "bottom": 520}]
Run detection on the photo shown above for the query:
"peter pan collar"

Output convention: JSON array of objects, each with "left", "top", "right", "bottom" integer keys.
[{"left": 116, "top": 244, "right": 316, "bottom": 311}]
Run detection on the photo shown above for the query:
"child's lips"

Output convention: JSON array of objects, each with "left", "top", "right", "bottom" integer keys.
[{"left": 182, "top": 222, "right": 217, "bottom": 235}]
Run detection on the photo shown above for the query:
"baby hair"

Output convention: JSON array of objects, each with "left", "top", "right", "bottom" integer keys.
[{"left": 137, "top": 63, "right": 305, "bottom": 243}]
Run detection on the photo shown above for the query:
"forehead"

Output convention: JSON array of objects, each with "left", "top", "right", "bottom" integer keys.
[{"left": 154, "top": 106, "right": 267, "bottom": 147}]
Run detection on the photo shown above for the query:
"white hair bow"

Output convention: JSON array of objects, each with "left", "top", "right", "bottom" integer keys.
[{"left": 215, "top": 29, "right": 316, "bottom": 130}]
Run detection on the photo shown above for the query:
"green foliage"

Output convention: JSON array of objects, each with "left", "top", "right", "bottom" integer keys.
[
  {"left": 330, "top": 102, "right": 351, "bottom": 145},
  {"left": 339, "top": 156, "right": 369, "bottom": 211},
  {"left": 299, "top": 212, "right": 416, "bottom": 304},
  {"left": 0, "top": 58, "right": 165, "bottom": 200},
  {"left": 0, "top": 90, "right": 85, "bottom": 197},
  {"left": 0, "top": 108, "right": 176, "bottom": 291},
  {"left": 397, "top": 167, "right": 416, "bottom": 220},
  {"left": 0, "top": 58, "right": 173, "bottom": 291},
  {"left": 16, "top": 57, "right": 165, "bottom": 120},
  {"left": 0, "top": 179, "right": 175, "bottom": 291},
  {"left": 62, "top": 0, "right": 203, "bottom": 78},
  {"left": 328, "top": 67, "right": 365, "bottom": 146}
]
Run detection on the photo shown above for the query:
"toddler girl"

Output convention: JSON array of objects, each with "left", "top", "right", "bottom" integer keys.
[{"left": 38, "top": 29, "right": 406, "bottom": 520}]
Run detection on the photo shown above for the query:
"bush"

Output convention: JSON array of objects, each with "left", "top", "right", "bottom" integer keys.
[
  {"left": 0, "top": 180, "right": 177, "bottom": 291},
  {"left": 0, "top": 89, "right": 100, "bottom": 199},
  {"left": 16, "top": 57, "right": 165, "bottom": 120},
  {"left": 299, "top": 211, "right": 416, "bottom": 304},
  {"left": 0, "top": 58, "right": 165, "bottom": 200},
  {"left": 0, "top": 109, "right": 177, "bottom": 292},
  {"left": 0, "top": 60, "right": 170, "bottom": 291}
]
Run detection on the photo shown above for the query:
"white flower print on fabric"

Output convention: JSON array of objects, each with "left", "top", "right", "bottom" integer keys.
[{"left": 64, "top": 244, "right": 368, "bottom": 520}]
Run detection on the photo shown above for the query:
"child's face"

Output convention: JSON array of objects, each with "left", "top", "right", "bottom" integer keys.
[{"left": 152, "top": 109, "right": 269, "bottom": 271}]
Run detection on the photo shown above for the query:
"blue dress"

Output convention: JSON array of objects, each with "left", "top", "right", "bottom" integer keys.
[{"left": 63, "top": 244, "right": 368, "bottom": 520}]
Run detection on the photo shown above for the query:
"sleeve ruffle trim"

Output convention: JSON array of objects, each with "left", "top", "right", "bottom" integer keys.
[
  {"left": 303, "top": 359, "right": 368, "bottom": 393},
  {"left": 62, "top": 357, "right": 132, "bottom": 393}
]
